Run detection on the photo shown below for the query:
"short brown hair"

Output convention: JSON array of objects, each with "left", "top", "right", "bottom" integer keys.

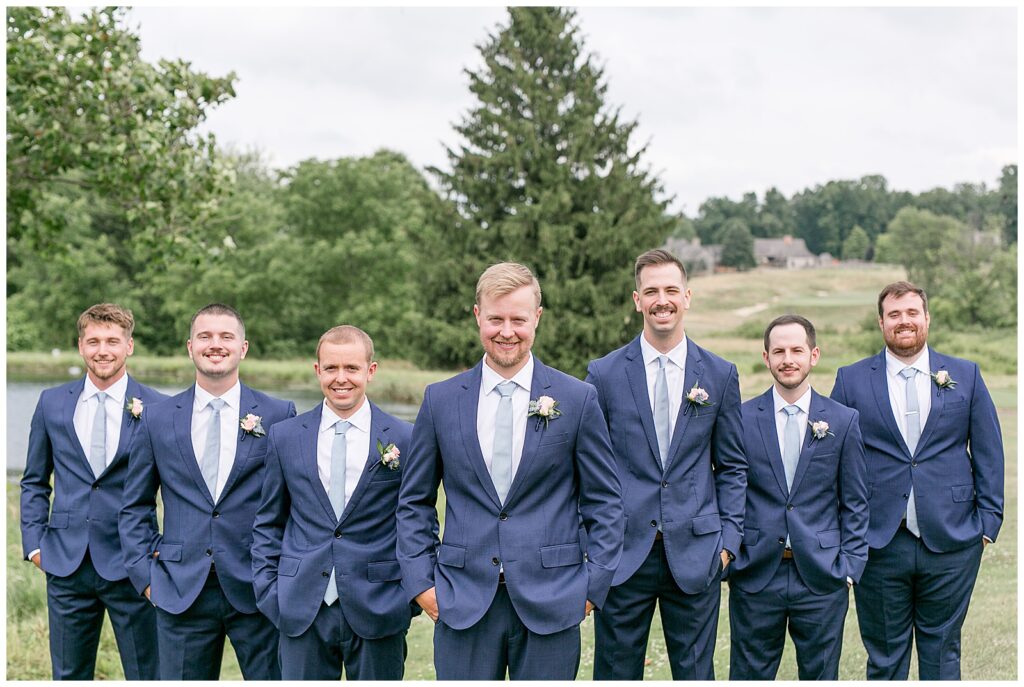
[
  {"left": 190, "top": 303, "right": 245, "bottom": 338},
  {"left": 634, "top": 249, "right": 687, "bottom": 290},
  {"left": 877, "top": 281, "right": 928, "bottom": 317},
  {"left": 763, "top": 314, "right": 816, "bottom": 352},
  {"left": 316, "top": 325, "right": 375, "bottom": 363},
  {"left": 77, "top": 303, "right": 134, "bottom": 338},
  {"left": 475, "top": 262, "right": 542, "bottom": 308}
]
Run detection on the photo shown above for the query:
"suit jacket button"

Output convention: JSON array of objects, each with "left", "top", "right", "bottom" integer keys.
[
  {"left": 212, "top": 511, "right": 220, "bottom": 518},
  {"left": 92, "top": 484, "right": 99, "bottom": 490},
  {"left": 322, "top": 571, "right": 329, "bottom": 577},
  {"left": 499, "top": 513, "right": 508, "bottom": 521},
  {"left": 903, "top": 494, "right": 909, "bottom": 499},
  {"left": 912, "top": 461, "right": 918, "bottom": 467},
  {"left": 778, "top": 537, "right": 786, "bottom": 545},
  {"left": 787, "top": 504, "right": 794, "bottom": 511},
  {"left": 650, "top": 520, "right": 658, "bottom": 527},
  {"left": 205, "top": 548, "right": 213, "bottom": 556},
  {"left": 491, "top": 557, "right": 500, "bottom": 566},
  {"left": 661, "top": 481, "right": 669, "bottom": 488},
  {"left": 335, "top": 531, "right": 342, "bottom": 538}
]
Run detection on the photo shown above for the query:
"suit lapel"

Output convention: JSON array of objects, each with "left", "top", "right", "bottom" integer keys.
[
  {"left": 458, "top": 363, "right": 502, "bottom": 509},
  {"left": 624, "top": 338, "right": 663, "bottom": 470},
  {"left": 62, "top": 378, "right": 90, "bottom": 472},
  {"left": 301, "top": 405, "right": 337, "bottom": 522},
  {"left": 756, "top": 390, "right": 790, "bottom": 499},
  {"left": 789, "top": 390, "right": 825, "bottom": 497},
  {"left": 341, "top": 403, "right": 391, "bottom": 523},
  {"left": 869, "top": 351, "right": 912, "bottom": 458},
  {"left": 106, "top": 376, "right": 140, "bottom": 475},
  {"left": 916, "top": 347, "right": 944, "bottom": 454},
  {"left": 664, "top": 338, "right": 703, "bottom": 472},
  {"left": 174, "top": 385, "right": 213, "bottom": 505},
  {"left": 504, "top": 359, "right": 550, "bottom": 506},
  {"left": 217, "top": 384, "right": 257, "bottom": 502}
]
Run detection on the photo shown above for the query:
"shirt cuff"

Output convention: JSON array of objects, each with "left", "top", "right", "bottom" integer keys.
[
  {"left": 846, "top": 576, "right": 853, "bottom": 586},
  {"left": 983, "top": 535, "right": 993, "bottom": 543},
  {"left": 27, "top": 548, "right": 40, "bottom": 561}
]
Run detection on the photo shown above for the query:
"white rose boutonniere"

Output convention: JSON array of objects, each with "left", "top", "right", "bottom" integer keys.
[
  {"left": 810, "top": 420, "right": 834, "bottom": 440},
  {"left": 685, "top": 383, "right": 713, "bottom": 415},
  {"left": 528, "top": 395, "right": 561, "bottom": 430},
  {"left": 124, "top": 397, "right": 144, "bottom": 420},
  {"left": 931, "top": 370, "right": 957, "bottom": 390}
]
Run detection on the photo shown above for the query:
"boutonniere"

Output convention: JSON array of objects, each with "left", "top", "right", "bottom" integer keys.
[
  {"left": 377, "top": 440, "right": 401, "bottom": 470},
  {"left": 931, "top": 370, "right": 957, "bottom": 390},
  {"left": 527, "top": 395, "right": 562, "bottom": 430},
  {"left": 810, "top": 420, "right": 834, "bottom": 440},
  {"left": 124, "top": 397, "right": 144, "bottom": 420},
  {"left": 685, "top": 383, "right": 713, "bottom": 414},
  {"left": 240, "top": 413, "right": 266, "bottom": 438}
]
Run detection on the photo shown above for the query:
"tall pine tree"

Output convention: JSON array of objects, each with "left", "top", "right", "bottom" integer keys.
[{"left": 415, "top": 7, "right": 675, "bottom": 376}]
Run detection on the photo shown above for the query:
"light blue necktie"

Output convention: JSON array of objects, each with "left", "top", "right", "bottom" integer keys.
[
  {"left": 491, "top": 381, "right": 517, "bottom": 504},
  {"left": 900, "top": 367, "right": 922, "bottom": 536},
  {"left": 201, "top": 398, "right": 226, "bottom": 499},
  {"left": 654, "top": 356, "right": 670, "bottom": 468},
  {"left": 782, "top": 404, "right": 801, "bottom": 548},
  {"left": 325, "top": 420, "right": 351, "bottom": 606},
  {"left": 89, "top": 391, "right": 108, "bottom": 478}
]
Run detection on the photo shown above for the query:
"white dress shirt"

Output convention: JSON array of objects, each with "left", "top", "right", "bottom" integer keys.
[
  {"left": 191, "top": 381, "right": 242, "bottom": 501},
  {"left": 317, "top": 399, "right": 372, "bottom": 505},
  {"left": 74, "top": 373, "right": 129, "bottom": 469},
  {"left": 639, "top": 334, "right": 687, "bottom": 440},
  {"left": 884, "top": 348, "right": 932, "bottom": 445},
  {"left": 477, "top": 353, "right": 534, "bottom": 477}
]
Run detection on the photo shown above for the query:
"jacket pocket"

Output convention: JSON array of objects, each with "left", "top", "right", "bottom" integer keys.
[
  {"left": 437, "top": 543, "right": 466, "bottom": 569},
  {"left": 157, "top": 543, "right": 183, "bottom": 562},
  {"left": 48, "top": 512, "right": 69, "bottom": 529},
  {"left": 692, "top": 513, "right": 722, "bottom": 536},
  {"left": 540, "top": 543, "right": 582, "bottom": 568},
  {"left": 538, "top": 432, "right": 569, "bottom": 448},
  {"left": 367, "top": 559, "right": 402, "bottom": 582},
  {"left": 279, "top": 555, "right": 300, "bottom": 577},
  {"left": 951, "top": 484, "right": 975, "bottom": 502},
  {"left": 817, "top": 529, "right": 840, "bottom": 549},
  {"left": 742, "top": 528, "right": 760, "bottom": 547}
]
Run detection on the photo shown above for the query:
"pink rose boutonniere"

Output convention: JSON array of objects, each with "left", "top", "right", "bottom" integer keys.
[
  {"left": 685, "top": 383, "right": 713, "bottom": 415},
  {"left": 377, "top": 440, "right": 401, "bottom": 470},
  {"left": 240, "top": 414, "right": 266, "bottom": 438},
  {"left": 810, "top": 420, "right": 834, "bottom": 441},
  {"left": 124, "top": 397, "right": 144, "bottom": 420}
]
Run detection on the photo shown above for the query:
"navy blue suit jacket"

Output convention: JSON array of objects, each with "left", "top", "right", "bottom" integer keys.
[
  {"left": 397, "top": 358, "right": 624, "bottom": 635},
  {"left": 831, "top": 348, "right": 1004, "bottom": 552},
  {"left": 20, "top": 375, "right": 168, "bottom": 581},
  {"left": 585, "top": 336, "right": 747, "bottom": 593},
  {"left": 730, "top": 388, "right": 869, "bottom": 595},
  {"left": 252, "top": 401, "right": 416, "bottom": 639},
  {"left": 118, "top": 383, "right": 296, "bottom": 614}
]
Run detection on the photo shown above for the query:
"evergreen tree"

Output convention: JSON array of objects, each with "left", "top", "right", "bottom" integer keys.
[
  {"left": 415, "top": 7, "right": 675, "bottom": 375},
  {"left": 841, "top": 225, "right": 871, "bottom": 261},
  {"left": 716, "top": 218, "right": 756, "bottom": 270}
]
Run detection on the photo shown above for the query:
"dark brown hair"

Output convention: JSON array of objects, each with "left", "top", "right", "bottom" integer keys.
[
  {"left": 763, "top": 314, "right": 817, "bottom": 352},
  {"left": 877, "top": 281, "right": 928, "bottom": 317},
  {"left": 634, "top": 249, "right": 687, "bottom": 290}
]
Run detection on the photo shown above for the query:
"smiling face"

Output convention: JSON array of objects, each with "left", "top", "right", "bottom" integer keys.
[
  {"left": 879, "top": 291, "right": 930, "bottom": 361},
  {"left": 633, "top": 262, "right": 691, "bottom": 348},
  {"left": 187, "top": 313, "right": 248, "bottom": 385},
  {"left": 78, "top": 322, "right": 134, "bottom": 388},
  {"left": 474, "top": 285, "right": 542, "bottom": 378},
  {"left": 764, "top": 322, "right": 819, "bottom": 393},
  {"left": 315, "top": 340, "right": 376, "bottom": 418}
]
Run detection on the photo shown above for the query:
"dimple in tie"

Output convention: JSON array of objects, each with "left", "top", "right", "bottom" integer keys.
[
  {"left": 900, "top": 367, "right": 922, "bottom": 536},
  {"left": 201, "top": 398, "right": 226, "bottom": 500},
  {"left": 491, "top": 381, "right": 517, "bottom": 504},
  {"left": 654, "top": 356, "right": 670, "bottom": 468},
  {"left": 325, "top": 420, "right": 351, "bottom": 606},
  {"left": 89, "top": 392, "right": 109, "bottom": 478}
]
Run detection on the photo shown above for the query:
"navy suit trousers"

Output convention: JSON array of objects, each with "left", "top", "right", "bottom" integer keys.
[
  {"left": 155, "top": 568, "right": 280, "bottom": 680},
  {"left": 854, "top": 529, "right": 983, "bottom": 680},
  {"left": 45, "top": 551, "right": 158, "bottom": 680},
  {"left": 728, "top": 558, "right": 849, "bottom": 680},
  {"left": 434, "top": 584, "right": 581, "bottom": 680},
  {"left": 279, "top": 601, "right": 407, "bottom": 680},
  {"left": 593, "top": 538, "right": 721, "bottom": 680}
]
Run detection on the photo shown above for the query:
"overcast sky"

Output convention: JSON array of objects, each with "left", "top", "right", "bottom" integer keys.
[{"left": 128, "top": 6, "right": 1017, "bottom": 216}]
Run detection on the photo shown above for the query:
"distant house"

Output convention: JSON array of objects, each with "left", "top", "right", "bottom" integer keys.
[
  {"left": 664, "top": 237, "right": 722, "bottom": 275},
  {"left": 753, "top": 235, "right": 823, "bottom": 269}
]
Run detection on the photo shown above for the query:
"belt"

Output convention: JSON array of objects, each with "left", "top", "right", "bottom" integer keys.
[
  {"left": 782, "top": 548, "right": 794, "bottom": 560},
  {"left": 654, "top": 531, "right": 664, "bottom": 541},
  {"left": 498, "top": 572, "right": 506, "bottom": 584}
]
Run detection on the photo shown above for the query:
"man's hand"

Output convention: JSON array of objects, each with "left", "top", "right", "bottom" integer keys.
[
  {"left": 720, "top": 548, "right": 731, "bottom": 571},
  {"left": 415, "top": 587, "right": 439, "bottom": 623},
  {"left": 585, "top": 600, "right": 595, "bottom": 617},
  {"left": 30, "top": 552, "right": 41, "bottom": 570},
  {"left": 144, "top": 585, "right": 151, "bottom": 600}
]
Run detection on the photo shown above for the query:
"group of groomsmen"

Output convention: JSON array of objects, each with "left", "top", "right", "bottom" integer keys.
[{"left": 20, "top": 249, "right": 1003, "bottom": 681}]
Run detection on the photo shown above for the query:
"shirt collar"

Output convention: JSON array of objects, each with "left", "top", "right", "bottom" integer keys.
[
  {"left": 885, "top": 347, "right": 930, "bottom": 379},
  {"left": 82, "top": 373, "right": 129, "bottom": 405},
  {"left": 193, "top": 380, "right": 241, "bottom": 412},
  {"left": 639, "top": 334, "right": 687, "bottom": 370},
  {"left": 481, "top": 353, "right": 534, "bottom": 396},
  {"left": 773, "top": 385, "right": 812, "bottom": 416},
  {"left": 320, "top": 397, "right": 371, "bottom": 435}
]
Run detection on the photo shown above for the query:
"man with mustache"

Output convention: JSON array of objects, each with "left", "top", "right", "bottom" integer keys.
[
  {"left": 586, "top": 249, "right": 746, "bottom": 680},
  {"left": 830, "top": 281, "right": 1003, "bottom": 680},
  {"left": 21, "top": 303, "right": 166, "bottom": 679},
  {"left": 728, "top": 315, "right": 868, "bottom": 679},
  {"left": 119, "top": 303, "right": 296, "bottom": 680}
]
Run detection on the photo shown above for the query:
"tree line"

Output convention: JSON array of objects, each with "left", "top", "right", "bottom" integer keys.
[{"left": 7, "top": 7, "right": 1017, "bottom": 378}]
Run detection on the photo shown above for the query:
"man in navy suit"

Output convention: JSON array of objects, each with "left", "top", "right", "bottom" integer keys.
[
  {"left": 21, "top": 303, "right": 165, "bottom": 680},
  {"left": 729, "top": 315, "right": 868, "bottom": 679},
  {"left": 587, "top": 249, "right": 746, "bottom": 680},
  {"left": 119, "top": 303, "right": 296, "bottom": 680},
  {"left": 831, "top": 281, "right": 1003, "bottom": 680},
  {"left": 397, "top": 262, "right": 623, "bottom": 680},
  {"left": 252, "top": 325, "right": 415, "bottom": 679}
]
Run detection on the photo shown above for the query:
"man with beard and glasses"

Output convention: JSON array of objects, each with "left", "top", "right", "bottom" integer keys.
[
  {"left": 21, "top": 303, "right": 166, "bottom": 680},
  {"left": 830, "top": 281, "right": 1003, "bottom": 680},
  {"left": 119, "top": 303, "right": 296, "bottom": 680},
  {"left": 586, "top": 249, "right": 746, "bottom": 680},
  {"left": 397, "top": 262, "right": 623, "bottom": 680},
  {"left": 728, "top": 315, "right": 868, "bottom": 680}
]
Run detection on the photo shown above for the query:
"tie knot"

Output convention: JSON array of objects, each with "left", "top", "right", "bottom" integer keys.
[
  {"left": 496, "top": 380, "right": 517, "bottom": 398},
  {"left": 657, "top": 355, "right": 668, "bottom": 370},
  {"left": 899, "top": 367, "right": 918, "bottom": 381},
  {"left": 334, "top": 420, "right": 351, "bottom": 436},
  {"left": 95, "top": 391, "right": 108, "bottom": 403},
  {"left": 208, "top": 398, "right": 226, "bottom": 412},
  {"left": 783, "top": 405, "right": 800, "bottom": 417}
]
